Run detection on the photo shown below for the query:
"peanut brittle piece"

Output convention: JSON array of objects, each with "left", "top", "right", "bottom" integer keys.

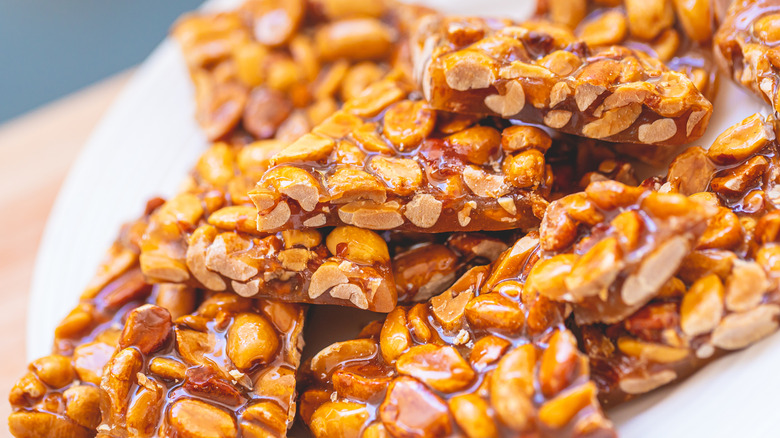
[
  {"left": 715, "top": 0, "right": 780, "bottom": 114},
  {"left": 96, "top": 293, "right": 305, "bottom": 437},
  {"left": 501, "top": 118, "right": 775, "bottom": 404},
  {"left": 413, "top": 15, "right": 713, "bottom": 145},
  {"left": 582, "top": 113, "right": 780, "bottom": 405},
  {"left": 528, "top": 180, "right": 715, "bottom": 324},
  {"left": 584, "top": 211, "right": 780, "bottom": 406},
  {"left": 9, "top": 203, "right": 201, "bottom": 438},
  {"left": 250, "top": 79, "right": 554, "bottom": 232},
  {"left": 299, "top": 235, "right": 616, "bottom": 438},
  {"left": 139, "top": 142, "right": 397, "bottom": 312},
  {"left": 173, "top": 0, "right": 433, "bottom": 141}
]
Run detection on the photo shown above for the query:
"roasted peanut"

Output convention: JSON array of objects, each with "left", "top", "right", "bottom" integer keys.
[
  {"left": 316, "top": 19, "right": 395, "bottom": 62},
  {"left": 310, "top": 401, "right": 370, "bottom": 437},
  {"left": 227, "top": 312, "right": 280, "bottom": 370},
  {"left": 578, "top": 10, "right": 627, "bottom": 47},
  {"left": 396, "top": 344, "right": 476, "bottom": 393},
  {"left": 379, "top": 377, "right": 452, "bottom": 437},
  {"left": 383, "top": 100, "right": 436, "bottom": 151}
]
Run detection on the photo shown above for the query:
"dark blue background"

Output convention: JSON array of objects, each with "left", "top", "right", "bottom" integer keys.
[{"left": 0, "top": 0, "right": 203, "bottom": 122}]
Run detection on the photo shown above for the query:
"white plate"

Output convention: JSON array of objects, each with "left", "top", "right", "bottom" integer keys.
[{"left": 28, "top": 1, "right": 778, "bottom": 437}]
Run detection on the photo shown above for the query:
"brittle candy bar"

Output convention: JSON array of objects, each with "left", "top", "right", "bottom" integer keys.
[
  {"left": 299, "top": 235, "right": 616, "bottom": 438},
  {"left": 250, "top": 79, "right": 553, "bottom": 233},
  {"left": 584, "top": 211, "right": 780, "bottom": 405},
  {"left": 582, "top": 113, "right": 780, "bottom": 405},
  {"left": 413, "top": 15, "right": 713, "bottom": 145},
  {"left": 715, "top": 0, "right": 780, "bottom": 114},
  {"left": 139, "top": 143, "right": 397, "bottom": 312},
  {"left": 96, "top": 293, "right": 305, "bottom": 437}
]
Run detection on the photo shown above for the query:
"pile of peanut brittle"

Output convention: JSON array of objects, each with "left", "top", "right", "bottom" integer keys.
[{"left": 10, "top": 0, "right": 780, "bottom": 436}]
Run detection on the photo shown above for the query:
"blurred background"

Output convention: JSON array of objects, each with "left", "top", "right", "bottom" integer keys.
[{"left": 0, "top": 0, "right": 202, "bottom": 122}]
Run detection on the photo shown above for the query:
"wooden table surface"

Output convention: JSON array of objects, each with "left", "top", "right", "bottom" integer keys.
[{"left": 0, "top": 71, "right": 131, "bottom": 428}]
